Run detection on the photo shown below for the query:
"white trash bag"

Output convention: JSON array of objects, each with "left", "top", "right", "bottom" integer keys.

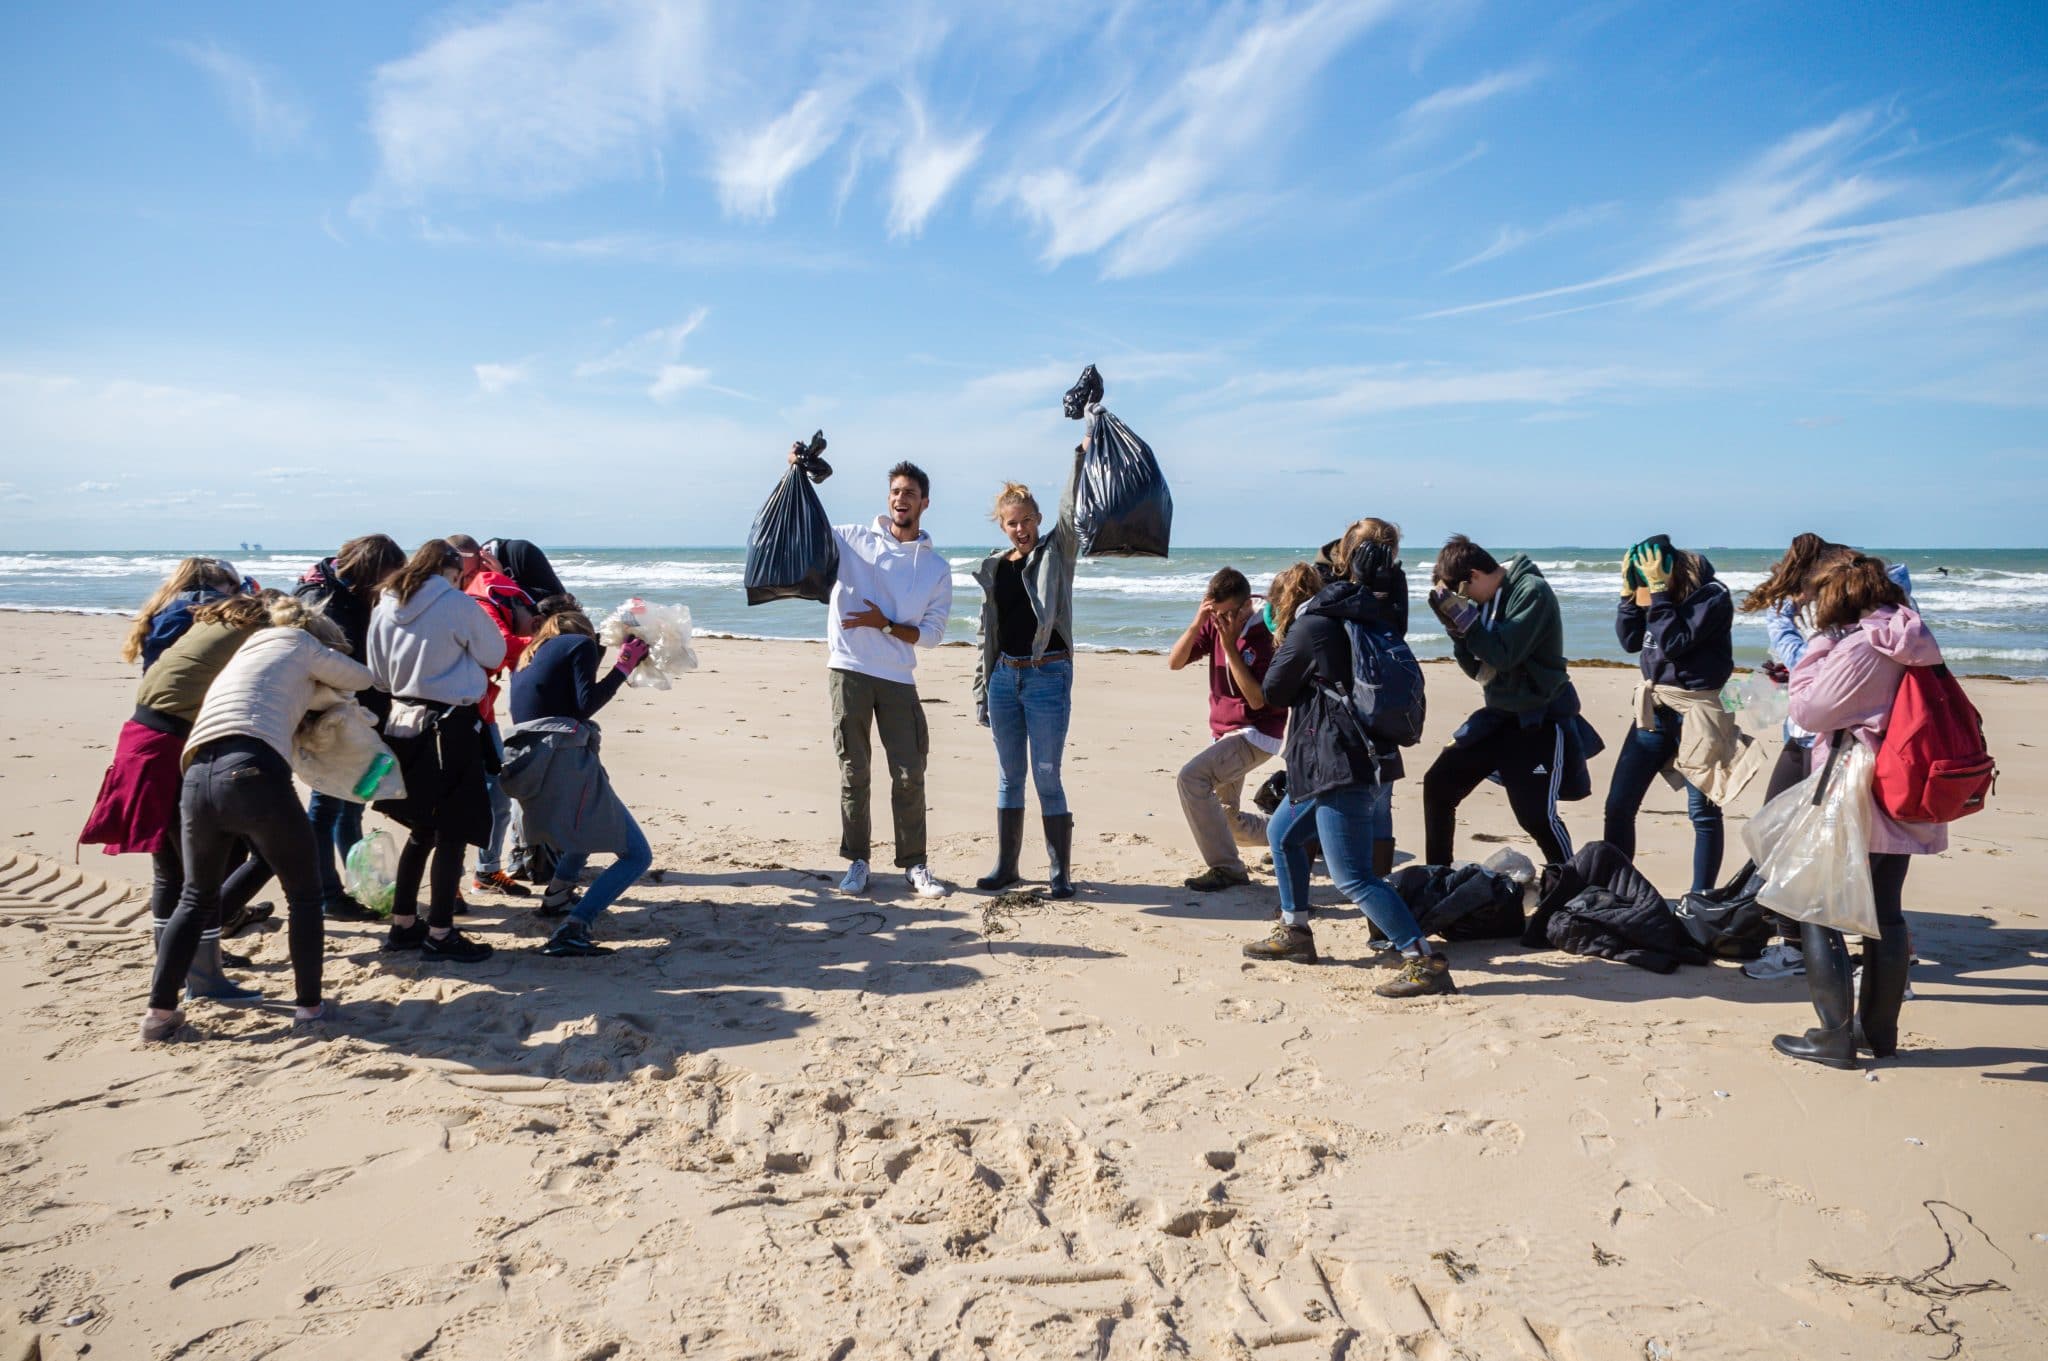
[
  {"left": 1722, "top": 671, "right": 1790, "bottom": 739},
  {"left": 1742, "top": 738, "right": 1880, "bottom": 938},
  {"left": 599, "top": 596, "right": 698, "bottom": 690}
]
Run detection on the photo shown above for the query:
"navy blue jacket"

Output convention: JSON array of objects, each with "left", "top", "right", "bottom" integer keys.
[
  {"left": 509, "top": 635, "right": 625, "bottom": 726},
  {"left": 139, "top": 589, "right": 230, "bottom": 672},
  {"left": 1264, "top": 581, "right": 1396, "bottom": 801},
  {"left": 1615, "top": 558, "right": 1735, "bottom": 693}
]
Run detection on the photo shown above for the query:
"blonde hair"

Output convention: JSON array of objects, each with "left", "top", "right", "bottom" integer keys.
[
  {"left": 1332, "top": 518, "right": 1401, "bottom": 581},
  {"left": 266, "top": 595, "right": 350, "bottom": 652},
  {"left": 990, "top": 481, "right": 1040, "bottom": 522},
  {"left": 122, "top": 557, "right": 242, "bottom": 663},
  {"left": 190, "top": 594, "right": 271, "bottom": 632},
  {"left": 1268, "top": 564, "right": 1321, "bottom": 645},
  {"left": 518, "top": 609, "right": 597, "bottom": 668}
]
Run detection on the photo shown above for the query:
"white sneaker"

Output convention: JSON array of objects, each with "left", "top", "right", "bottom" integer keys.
[
  {"left": 1742, "top": 941, "right": 1806, "bottom": 980},
  {"left": 839, "top": 860, "right": 870, "bottom": 895},
  {"left": 907, "top": 864, "right": 950, "bottom": 899},
  {"left": 1852, "top": 966, "right": 1916, "bottom": 1001}
]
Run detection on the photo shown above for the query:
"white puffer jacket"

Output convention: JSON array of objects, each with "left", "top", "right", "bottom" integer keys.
[{"left": 184, "top": 628, "right": 374, "bottom": 768}]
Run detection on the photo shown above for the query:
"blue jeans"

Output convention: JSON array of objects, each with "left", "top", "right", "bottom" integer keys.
[
  {"left": 552, "top": 812, "right": 653, "bottom": 926},
  {"left": 1602, "top": 705, "right": 1723, "bottom": 893},
  {"left": 478, "top": 722, "right": 511, "bottom": 874},
  {"left": 1268, "top": 781, "right": 1424, "bottom": 948},
  {"left": 987, "top": 658, "right": 1072, "bottom": 817},
  {"left": 307, "top": 791, "right": 363, "bottom": 908}
]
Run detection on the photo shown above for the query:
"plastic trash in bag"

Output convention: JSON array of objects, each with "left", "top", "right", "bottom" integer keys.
[
  {"left": 293, "top": 695, "right": 406, "bottom": 803},
  {"left": 1062, "top": 364, "right": 1103, "bottom": 418},
  {"left": 1721, "top": 671, "right": 1790, "bottom": 738},
  {"left": 343, "top": 828, "right": 399, "bottom": 916},
  {"left": 599, "top": 596, "right": 698, "bottom": 690},
  {"left": 744, "top": 432, "right": 840, "bottom": 605},
  {"left": 1063, "top": 366, "right": 1171, "bottom": 559},
  {"left": 1743, "top": 737, "right": 1881, "bottom": 937},
  {"left": 1481, "top": 846, "right": 1538, "bottom": 885}
]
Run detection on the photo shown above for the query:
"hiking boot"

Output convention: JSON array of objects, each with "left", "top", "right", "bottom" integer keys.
[
  {"left": 1374, "top": 952, "right": 1456, "bottom": 998},
  {"left": 1243, "top": 922, "right": 1317, "bottom": 964},
  {"left": 1742, "top": 941, "right": 1805, "bottom": 980},
  {"left": 473, "top": 870, "right": 531, "bottom": 898},
  {"left": 541, "top": 917, "right": 609, "bottom": 958},
  {"left": 423, "top": 928, "right": 493, "bottom": 963},
  {"left": 1185, "top": 865, "right": 1251, "bottom": 893}
]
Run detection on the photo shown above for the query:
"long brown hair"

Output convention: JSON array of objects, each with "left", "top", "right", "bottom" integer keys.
[
  {"left": 334, "top": 534, "right": 404, "bottom": 593},
  {"left": 1332, "top": 518, "right": 1401, "bottom": 580},
  {"left": 122, "top": 557, "right": 242, "bottom": 663},
  {"left": 1268, "top": 564, "right": 1320, "bottom": 646},
  {"left": 380, "top": 539, "right": 461, "bottom": 605},
  {"left": 517, "top": 608, "right": 596, "bottom": 668},
  {"left": 1742, "top": 533, "right": 1850, "bottom": 613},
  {"left": 1811, "top": 555, "right": 1908, "bottom": 632},
  {"left": 1663, "top": 548, "right": 1706, "bottom": 603}
]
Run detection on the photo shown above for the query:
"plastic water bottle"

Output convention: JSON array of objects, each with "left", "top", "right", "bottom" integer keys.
[{"left": 352, "top": 752, "right": 395, "bottom": 800}]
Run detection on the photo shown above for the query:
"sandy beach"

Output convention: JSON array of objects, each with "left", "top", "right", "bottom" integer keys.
[{"left": 1, "top": 611, "right": 2043, "bottom": 1360}]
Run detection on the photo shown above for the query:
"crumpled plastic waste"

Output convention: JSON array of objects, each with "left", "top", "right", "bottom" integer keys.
[
  {"left": 600, "top": 597, "right": 698, "bottom": 690},
  {"left": 343, "top": 828, "right": 399, "bottom": 916}
]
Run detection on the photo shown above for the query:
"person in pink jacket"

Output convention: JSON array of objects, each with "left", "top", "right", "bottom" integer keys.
[{"left": 1774, "top": 555, "right": 1945, "bottom": 1070}]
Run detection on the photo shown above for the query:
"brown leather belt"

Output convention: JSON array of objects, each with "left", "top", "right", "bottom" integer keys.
[{"left": 999, "top": 651, "right": 1071, "bottom": 669}]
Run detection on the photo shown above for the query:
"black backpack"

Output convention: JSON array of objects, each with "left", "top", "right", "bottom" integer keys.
[
  {"left": 1339, "top": 618, "right": 1427, "bottom": 748},
  {"left": 1672, "top": 859, "right": 1775, "bottom": 961}
]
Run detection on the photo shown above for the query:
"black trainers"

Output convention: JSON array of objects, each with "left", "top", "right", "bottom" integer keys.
[
  {"left": 423, "top": 928, "right": 493, "bottom": 963},
  {"left": 1243, "top": 922, "right": 1317, "bottom": 964},
  {"left": 324, "top": 895, "right": 379, "bottom": 921},
  {"left": 540, "top": 918, "right": 608, "bottom": 958},
  {"left": 382, "top": 919, "right": 428, "bottom": 952},
  {"left": 1185, "top": 866, "right": 1252, "bottom": 892},
  {"left": 1374, "top": 952, "right": 1456, "bottom": 998}
]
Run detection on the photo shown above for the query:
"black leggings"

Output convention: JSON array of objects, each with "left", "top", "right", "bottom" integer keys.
[
  {"left": 394, "top": 830, "right": 466, "bottom": 929},
  {"left": 1423, "top": 714, "right": 1573, "bottom": 867},
  {"left": 148, "top": 783, "right": 273, "bottom": 926},
  {"left": 151, "top": 737, "right": 324, "bottom": 1010}
]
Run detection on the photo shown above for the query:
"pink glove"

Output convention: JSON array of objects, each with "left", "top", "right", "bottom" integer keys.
[{"left": 615, "top": 637, "right": 651, "bottom": 675}]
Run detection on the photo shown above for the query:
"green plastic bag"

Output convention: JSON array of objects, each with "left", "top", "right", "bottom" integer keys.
[{"left": 343, "top": 828, "right": 399, "bottom": 916}]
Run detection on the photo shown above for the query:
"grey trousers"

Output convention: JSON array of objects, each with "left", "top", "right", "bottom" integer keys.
[
  {"left": 830, "top": 668, "right": 929, "bottom": 868},
  {"left": 1177, "top": 732, "right": 1275, "bottom": 873}
]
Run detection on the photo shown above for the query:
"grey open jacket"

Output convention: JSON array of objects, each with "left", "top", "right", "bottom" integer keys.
[
  {"left": 499, "top": 716, "right": 632, "bottom": 854},
  {"left": 972, "top": 448, "right": 1083, "bottom": 711}
]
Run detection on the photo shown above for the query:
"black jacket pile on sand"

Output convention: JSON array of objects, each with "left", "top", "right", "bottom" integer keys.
[{"left": 1523, "top": 841, "right": 1709, "bottom": 973}]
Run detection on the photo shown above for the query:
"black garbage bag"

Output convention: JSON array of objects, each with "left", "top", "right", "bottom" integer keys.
[
  {"left": 1062, "top": 364, "right": 1103, "bottom": 419},
  {"left": 744, "top": 435, "right": 839, "bottom": 606},
  {"left": 1076, "top": 407, "right": 1172, "bottom": 558},
  {"left": 1671, "top": 859, "right": 1774, "bottom": 960}
]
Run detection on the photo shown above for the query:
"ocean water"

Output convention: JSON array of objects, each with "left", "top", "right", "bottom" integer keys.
[{"left": 4, "top": 546, "right": 2046, "bottom": 679}]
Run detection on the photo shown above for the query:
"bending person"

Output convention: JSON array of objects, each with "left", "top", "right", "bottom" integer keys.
[
  {"left": 971, "top": 456, "right": 1081, "bottom": 899},
  {"left": 1242, "top": 565, "right": 1454, "bottom": 997},
  {"left": 141, "top": 608, "right": 371, "bottom": 1040},
  {"left": 368, "top": 540, "right": 506, "bottom": 963},
  {"left": 1604, "top": 538, "right": 1757, "bottom": 893}
]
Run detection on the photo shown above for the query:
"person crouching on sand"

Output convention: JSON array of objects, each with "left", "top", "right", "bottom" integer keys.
[
  {"left": 1242, "top": 565, "right": 1455, "bottom": 998},
  {"left": 367, "top": 540, "right": 506, "bottom": 963},
  {"left": 140, "top": 605, "right": 372, "bottom": 1040},
  {"left": 503, "top": 606, "right": 651, "bottom": 957},
  {"left": 1169, "top": 567, "right": 1286, "bottom": 891},
  {"left": 971, "top": 456, "right": 1083, "bottom": 900},
  {"left": 795, "top": 446, "right": 955, "bottom": 901}
]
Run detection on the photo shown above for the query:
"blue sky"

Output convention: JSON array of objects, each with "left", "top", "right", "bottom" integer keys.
[{"left": 2, "top": 0, "right": 2045, "bottom": 551}]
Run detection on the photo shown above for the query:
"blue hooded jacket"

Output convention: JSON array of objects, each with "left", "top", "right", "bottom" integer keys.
[{"left": 1615, "top": 556, "right": 1735, "bottom": 693}]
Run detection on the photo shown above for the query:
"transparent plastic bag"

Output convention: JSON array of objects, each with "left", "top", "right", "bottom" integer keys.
[
  {"left": 343, "top": 828, "right": 399, "bottom": 916},
  {"left": 1481, "top": 847, "right": 1538, "bottom": 885},
  {"left": 599, "top": 596, "right": 698, "bottom": 690},
  {"left": 1722, "top": 671, "right": 1789, "bottom": 738},
  {"left": 1742, "top": 739, "right": 1880, "bottom": 937}
]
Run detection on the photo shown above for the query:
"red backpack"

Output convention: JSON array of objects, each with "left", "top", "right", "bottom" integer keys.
[{"left": 1873, "top": 663, "right": 1997, "bottom": 823}]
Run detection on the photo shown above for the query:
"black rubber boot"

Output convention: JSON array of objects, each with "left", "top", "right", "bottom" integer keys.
[
  {"left": 975, "top": 807, "right": 1026, "bottom": 891},
  {"left": 185, "top": 936, "right": 264, "bottom": 1004},
  {"left": 1372, "top": 838, "right": 1396, "bottom": 880},
  {"left": 1772, "top": 922, "right": 1858, "bottom": 1070},
  {"left": 1043, "top": 813, "right": 1075, "bottom": 900},
  {"left": 1857, "top": 928, "right": 1912, "bottom": 1058}
]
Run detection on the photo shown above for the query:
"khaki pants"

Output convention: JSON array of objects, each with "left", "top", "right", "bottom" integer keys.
[
  {"left": 1177, "top": 732, "right": 1275, "bottom": 873},
  {"left": 830, "top": 668, "right": 928, "bottom": 869}
]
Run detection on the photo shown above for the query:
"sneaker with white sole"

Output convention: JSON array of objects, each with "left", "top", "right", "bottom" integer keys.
[
  {"left": 1742, "top": 941, "right": 1806, "bottom": 980},
  {"left": 906, "top": 864, "right": 950, "bottom": 899},
  {"left": 839, "top": 860, "right": 870, "bottom": 895},
  {"left": 1852, "top": 966, "right": 1915, "bottom": 1001}
]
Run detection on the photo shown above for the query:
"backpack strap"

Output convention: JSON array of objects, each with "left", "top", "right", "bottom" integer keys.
[{"left": 1811, "top": 730, "right": 1849, "bottom": 807}]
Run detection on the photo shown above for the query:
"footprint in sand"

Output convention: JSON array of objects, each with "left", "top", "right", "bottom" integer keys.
[
  {"left": 1570, "top": 1108, "right": 1615, "bottom": 1159},
  {"left": 1742, "top": 1172, "right": 1815, "bottom": 1205}
]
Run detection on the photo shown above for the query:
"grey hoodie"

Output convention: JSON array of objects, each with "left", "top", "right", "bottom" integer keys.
[{"left": 367, "top": 574, "right": 507, "bottom": 706}]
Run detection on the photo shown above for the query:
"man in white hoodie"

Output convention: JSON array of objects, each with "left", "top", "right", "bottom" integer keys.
[{"left": 799, "top": 452, "right": 954, "bottom": 898}]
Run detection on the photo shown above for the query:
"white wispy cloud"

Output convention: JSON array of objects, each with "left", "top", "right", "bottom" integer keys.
[
  {"left": 1394, "top": 62, "right": 1543, "bottom": 146},
  {"left": 75, "top": 480, "right": 116, "bottom": 493},
  {"left": 1424, "top": 109, "right": 2048, "bottom": 321},
  {"left": 357, "top": 0, "right": 708, "bottom": 210},
  {"left": 1194, "top": 361, "right": 1648, "bottom": 420},
  {"left": 574, "top": 309, "right": 734, "bottom": 401},
  {"left": 473, "top": 360, "right": 534, "bottom": 395},
  {"left": 171, "top": 39, "right": 310, "bottom": 153},
  {"left": 886, "top": 92, "right": 984, "bottom": 239},
  {"left": 1001, "top": 0, "right": 1403, "bottom": 277},
  {"left": 714, "top": 89, "right": 847, "bottom": 220},
  {"left": 1447, "top": 201, "right": 1618, "bottom": 272}
]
